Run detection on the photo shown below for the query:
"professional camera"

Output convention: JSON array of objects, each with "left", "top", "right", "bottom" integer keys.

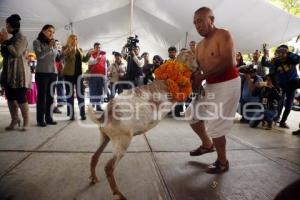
[
  {"left": 125, "top": 35, "right": 139, "bottom": 51},
  {"left": 239, "top": 64, "right": 257, "bottom": 74}
]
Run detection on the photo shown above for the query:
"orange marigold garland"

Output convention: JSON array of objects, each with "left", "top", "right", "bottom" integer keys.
[{"left": 154, "top": 60, "right": 192, "bottom": 102}]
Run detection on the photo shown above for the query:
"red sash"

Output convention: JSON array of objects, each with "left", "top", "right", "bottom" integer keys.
[{"left": 206, "top": 66, "right": 239, "bottom": 84}]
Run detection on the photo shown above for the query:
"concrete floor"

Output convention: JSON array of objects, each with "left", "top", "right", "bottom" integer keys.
[{"left": 0, "top": 99, "right": 299, "bottom": 200}]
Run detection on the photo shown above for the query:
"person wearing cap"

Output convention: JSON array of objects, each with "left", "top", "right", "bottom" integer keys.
[
  {"left": 0, "top": 14, "right": 31, "bottom": 131},
  {"left": 149, "top": 55, "right": 164, "bottom": 81},
  {"left": 108, "top": 51, "right": 126, "bottom": 98},
  {"left": 153, "top": 55, "right": 164, "bottom": 67},
  {"left": 269, "top": 45, "right": 300, "bottom": 128}
]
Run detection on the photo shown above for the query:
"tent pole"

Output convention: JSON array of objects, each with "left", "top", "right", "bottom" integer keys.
[
  {"left": 70, "top": 22, "right": 73, "bottom": 34},
  {"left": 184, "top": 32, "right": 188, "bottom": 48},
  {"left": 129, "top": 0, "right": 134, "bottom": 36}
]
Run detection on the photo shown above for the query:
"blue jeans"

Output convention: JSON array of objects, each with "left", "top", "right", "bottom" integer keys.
[
  {"left": 239, "top": 99, "right": 261, "bottom": 121},
  {"left": 109, "top": 82, "right": 124, "bottom": 98},
  {"left": 64, "top": 75, "right": 85, "bottom": 118},
  {"left": 276, "top": 87, "right": 296, "bottom": 123},
  {"left": 249, "top": 109, "right": 278, "bottom": 128},
  {"left": 89, "top": 76, "right": 104, "bottom": 106},
  {"left": 56, "top": 76, "right": 66, "bottom": 104}
]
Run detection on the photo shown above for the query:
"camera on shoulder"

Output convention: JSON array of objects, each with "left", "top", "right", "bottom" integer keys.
[
  {"left": 239, "top": 64, "right": 257, "bottom": 74},
  {"left": 125, "top": 35, "right": 139, "bottom": 51}
]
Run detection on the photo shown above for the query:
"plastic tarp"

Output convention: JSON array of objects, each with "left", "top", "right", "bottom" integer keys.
[{"left": 1, "top": 0, "right": 300, "bottom": 58}]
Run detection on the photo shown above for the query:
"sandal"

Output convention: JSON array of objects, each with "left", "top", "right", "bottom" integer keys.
[
  {"left": 206, "top": 160, "right": 229, "bottom": 174},
  {"left": 189, "top": 145, "right": 215, "bottom": 156},
  {"left": 292, "top": 129, "right": 300, "bottom": 135}
]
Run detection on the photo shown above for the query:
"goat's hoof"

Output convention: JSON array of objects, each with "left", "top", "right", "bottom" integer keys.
[
  {"left": 89, "top": 175, "right": 99, "bottom": 185},
  {"left": 113, "top": 191, "right": 127, "bottom": 200}
]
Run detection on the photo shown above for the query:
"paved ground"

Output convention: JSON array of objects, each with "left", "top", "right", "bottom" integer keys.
[{"left": 0, "top": 99, "right": 299, "bottom": 200}]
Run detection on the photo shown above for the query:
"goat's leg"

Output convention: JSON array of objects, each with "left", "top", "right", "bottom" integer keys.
[
  {"left": 105, "top": 136, "right": 132, "bottom": 200},
  {"left": 90, "top": 133, "right": 110, "bottom": 184}
]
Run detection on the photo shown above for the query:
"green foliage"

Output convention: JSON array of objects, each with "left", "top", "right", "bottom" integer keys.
[{"left": 269, "top": 0, "right": 300, "bottom": 16}]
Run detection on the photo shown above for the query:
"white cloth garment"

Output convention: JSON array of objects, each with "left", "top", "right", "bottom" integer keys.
[{"left": 186, "top": 77, "right": 241, "bottom": 138}]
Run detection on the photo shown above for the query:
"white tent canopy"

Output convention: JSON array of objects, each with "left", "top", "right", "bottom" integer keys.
[{"left": 1, "top": 0, "right": 300, "bottom": 58}]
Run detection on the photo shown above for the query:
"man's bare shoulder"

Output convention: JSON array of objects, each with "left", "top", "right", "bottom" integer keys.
[
  {"left": 195, "top": 40, "right": 203, "bottom": 51},
  {"left": 215, "top": 28, "right": 232, "bottom": 40}
]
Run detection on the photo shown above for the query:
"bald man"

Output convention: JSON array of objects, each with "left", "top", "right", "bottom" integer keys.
[{"left": 186, "top": 7, "right": 241, "bottom": 173}]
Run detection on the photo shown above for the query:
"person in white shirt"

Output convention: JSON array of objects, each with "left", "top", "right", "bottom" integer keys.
[{"left": 109, "top": 52, "right": 126, "bottom": 98}]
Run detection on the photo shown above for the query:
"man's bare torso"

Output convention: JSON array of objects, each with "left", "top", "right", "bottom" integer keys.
[{"left": 196, "top": 28, "right": 235, "bottom": 73}]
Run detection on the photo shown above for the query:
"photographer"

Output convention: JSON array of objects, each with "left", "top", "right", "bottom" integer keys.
[
  {"left": 239, "top": 65, "right": 263, "bottom": 123},
  {"left": 121, "top": 36, "right": 144, "bottom": 88},
  {"left": 251, "top": 50, "right": 266, "bottom": 77},
  {"left": 249, "top": 74, "right": 281, "bottom": 130},
  {"left": 267, "top": 45, "right": 300, "bottom": 128}
]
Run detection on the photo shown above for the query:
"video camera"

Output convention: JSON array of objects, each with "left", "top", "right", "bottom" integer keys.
[
  {"left": 239, "top": 64, "right": 257, "bottom": 74},
  {"left": 125, "top": 35, "right": 139, "bottom": 51}
]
